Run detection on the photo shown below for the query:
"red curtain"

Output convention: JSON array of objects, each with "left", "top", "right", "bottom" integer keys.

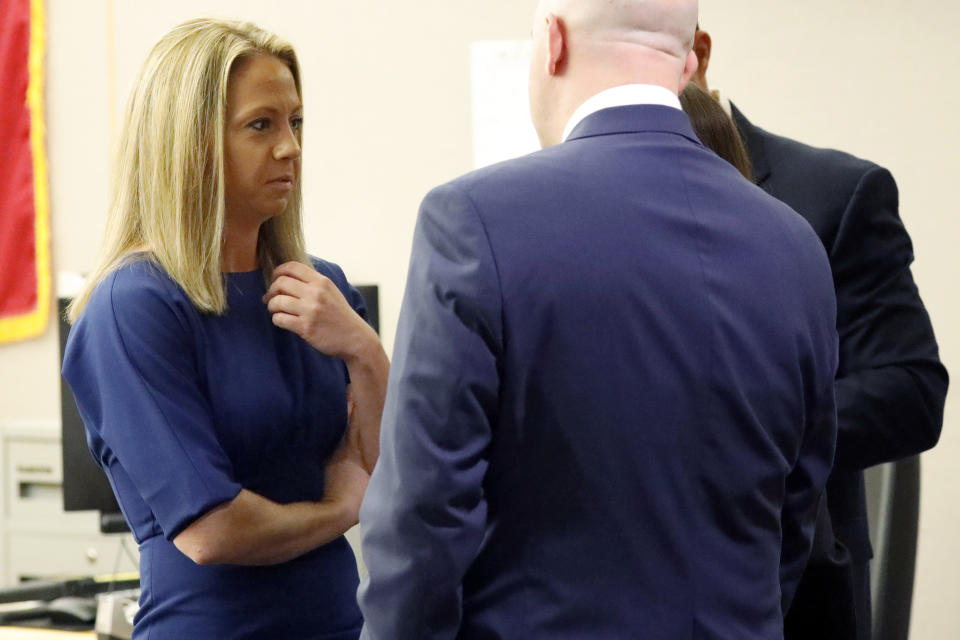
[{"left": 0, "top": 0, "right": 49, "bottom": 344}]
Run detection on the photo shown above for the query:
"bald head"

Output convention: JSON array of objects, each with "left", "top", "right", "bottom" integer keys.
[
  {"left": 529, "top": 0, "right": 700, "bottom": 147},
  {"left": 545, "top": 0, "right": 698, "bottom": 60}
]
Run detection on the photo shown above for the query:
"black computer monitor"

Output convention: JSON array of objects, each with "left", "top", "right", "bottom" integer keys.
[
  {"left": 355, "top": 285, "right": 380, "bottom": 335},
  {"left": 58, "top": 285, "right": 380, "bottom": 533},
  {"left": 58, "top": 298, "right": 125, "bottom": 532}
]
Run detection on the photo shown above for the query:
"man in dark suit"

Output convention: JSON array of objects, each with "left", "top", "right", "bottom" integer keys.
[
  {"left": 691, "top": 27, "right": 949, "bottom": 640},
  {"left": 358, "top": 1, "right": 839, "bottom": 637}
]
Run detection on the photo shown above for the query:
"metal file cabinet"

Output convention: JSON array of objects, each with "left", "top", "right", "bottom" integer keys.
[{"left": 0, "top": 423, "right": 138, "bottom": 586}]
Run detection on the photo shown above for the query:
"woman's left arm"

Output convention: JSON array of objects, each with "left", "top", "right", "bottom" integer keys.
[{"left": 265, "top": 261, "right": 389, "bottom": 473}]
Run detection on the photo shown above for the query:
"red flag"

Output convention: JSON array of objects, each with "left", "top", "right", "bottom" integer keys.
[{"left": 0, "top": 0, "right": 49, "bottom": 344}]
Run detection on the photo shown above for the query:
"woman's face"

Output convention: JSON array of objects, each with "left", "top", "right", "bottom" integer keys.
[{"left": 223, "top": 54, "right": 302, "bottom": 231}]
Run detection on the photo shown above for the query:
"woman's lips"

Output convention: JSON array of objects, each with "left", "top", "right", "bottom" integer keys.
[{"left": 267, "top": 176, "right": 294, "bottom": 189}]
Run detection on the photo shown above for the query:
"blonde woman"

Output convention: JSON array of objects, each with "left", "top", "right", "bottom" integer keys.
[{"left": 62, "top": 19, "right": 388, "bottom": 639}]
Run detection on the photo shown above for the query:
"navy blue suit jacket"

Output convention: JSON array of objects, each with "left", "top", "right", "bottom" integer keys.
[
  {"left": 359, "top": 105, "right": 839, "bottom": 639},
  {"left": 731, "top": 106, "right": 949, "bottom": 639}
]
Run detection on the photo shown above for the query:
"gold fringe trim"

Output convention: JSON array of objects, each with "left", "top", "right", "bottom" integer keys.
[{"left": 0, "top": 0, "right": 51, "bottom": 344}]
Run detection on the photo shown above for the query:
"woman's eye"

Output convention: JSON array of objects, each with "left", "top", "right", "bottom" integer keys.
[
  {"left": 291, "top": 116, "right": 303, "bottom": 130},
  {"left": 249, "top": 118, "right": 270, "bottom": 131}
]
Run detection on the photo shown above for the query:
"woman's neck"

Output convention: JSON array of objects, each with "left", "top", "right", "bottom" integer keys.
[{"left": 222, "top": 222, "right": 260, "bottom": 272}]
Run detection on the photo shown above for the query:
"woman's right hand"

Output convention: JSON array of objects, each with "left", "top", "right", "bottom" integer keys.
[{"left": 264, "top": 261, "right": 377, "bottom": 363}]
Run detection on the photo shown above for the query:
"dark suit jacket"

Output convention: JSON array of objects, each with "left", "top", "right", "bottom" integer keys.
[
  {"left": 732, "top": 104, "right": 949, "bottom": 637},
  {"left": 358, "top": 105, "right": 839, "bottom": 639}
]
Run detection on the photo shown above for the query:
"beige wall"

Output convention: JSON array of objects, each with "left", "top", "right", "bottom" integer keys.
[{"left": 0, "top": 0, "right": 955, "bottom": 636}]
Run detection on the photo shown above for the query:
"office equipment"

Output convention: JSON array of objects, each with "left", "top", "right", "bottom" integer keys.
[
  {"left": 0, "top": 423, "right": 139, "bottom": 585},
  {"left": 0, "top": 596, "right": 94, "bottom": 629},
  {"left": 355, "top": 285, "right": 380, "bottom": 335},
  {"left": 0, "top": 628, "right": 93, "bottom": 638},
  {"left": 0, "top": 576, "right": 137, "bottom": 634},
  {"left": 866, "top": 456, "right": 922, "bottom": 640},
  {"left": 94, "top": 589, "right": 137, "bottom": 640},
  {"left": 57, "top": 298, "right": 125, "bottom": 534},
  {"left": 0, "top": 575, "right": 138, "bottom": 606}
]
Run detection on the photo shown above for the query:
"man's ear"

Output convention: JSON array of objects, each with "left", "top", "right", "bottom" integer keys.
[
  {"left": 679, "top": 49, "right": 699, "bottom": 93},
  {"left": 546, "top": 14, "right": 566, "bottom": 76},
  {"left": 691, "top": 29, "right": 712, "bottom": 90}
]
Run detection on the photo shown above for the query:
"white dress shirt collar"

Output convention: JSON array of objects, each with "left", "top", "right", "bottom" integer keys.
[{"left": 562, "top": 84, "right": 682, "bottom": 142}]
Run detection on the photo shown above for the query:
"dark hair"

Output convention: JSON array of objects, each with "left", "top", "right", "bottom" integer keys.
[{"left": 680, "top": 83, "right": 753, "bottom": 181}]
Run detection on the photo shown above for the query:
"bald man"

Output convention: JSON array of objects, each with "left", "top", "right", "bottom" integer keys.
[{"left": 358, "top": 2, "right": 838, "bottom": 638}]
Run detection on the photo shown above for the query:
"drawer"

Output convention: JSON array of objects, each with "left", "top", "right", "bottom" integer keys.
[
  {"left": 5, "top": 438, "right": 63, "bottom": 520},
  {"left": 6, "top": 531, "right": 139, "bottom": 584}
]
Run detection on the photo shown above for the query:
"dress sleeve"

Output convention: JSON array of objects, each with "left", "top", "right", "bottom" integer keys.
[{"left": 62, "top": 264, "right": 242, "bottom": 540}]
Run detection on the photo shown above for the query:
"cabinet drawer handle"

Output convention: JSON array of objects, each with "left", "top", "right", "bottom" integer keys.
[{"left": 16, "top": 465, "right": 53, "bottom": 474}]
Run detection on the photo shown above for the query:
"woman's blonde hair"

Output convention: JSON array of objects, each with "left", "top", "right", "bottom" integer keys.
[{"left": 68, "top": 18, "right": 307, "bottom": 321}]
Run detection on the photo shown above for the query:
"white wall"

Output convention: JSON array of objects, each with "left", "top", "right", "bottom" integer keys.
[{"left": 0, "top": 1, "right": 955, "bottom": 636}]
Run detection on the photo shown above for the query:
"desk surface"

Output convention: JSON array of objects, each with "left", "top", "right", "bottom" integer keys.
[{"left": 0, "top": 629, "right": 93, "bottom": 639}]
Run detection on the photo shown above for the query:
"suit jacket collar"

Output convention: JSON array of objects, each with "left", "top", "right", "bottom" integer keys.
[
  {"left": 566, "top": 104, "right": 700, "bottom": 146},
  {"left": 730, "top": 103, "right": 773, "bottom": 186}
]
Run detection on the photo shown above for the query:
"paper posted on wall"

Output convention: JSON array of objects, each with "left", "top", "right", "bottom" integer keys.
[{"left": 470, "top": 40, "right": 541, "bottom": 169}]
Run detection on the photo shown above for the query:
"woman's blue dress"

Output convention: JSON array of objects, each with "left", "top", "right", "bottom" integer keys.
[{"left": 62, "top": 256, "right": 366, "bottom": 640}]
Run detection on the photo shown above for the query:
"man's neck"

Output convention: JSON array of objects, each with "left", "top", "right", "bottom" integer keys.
[{"left": 561, "top": 84, "right": 681, "bottom": 142}]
